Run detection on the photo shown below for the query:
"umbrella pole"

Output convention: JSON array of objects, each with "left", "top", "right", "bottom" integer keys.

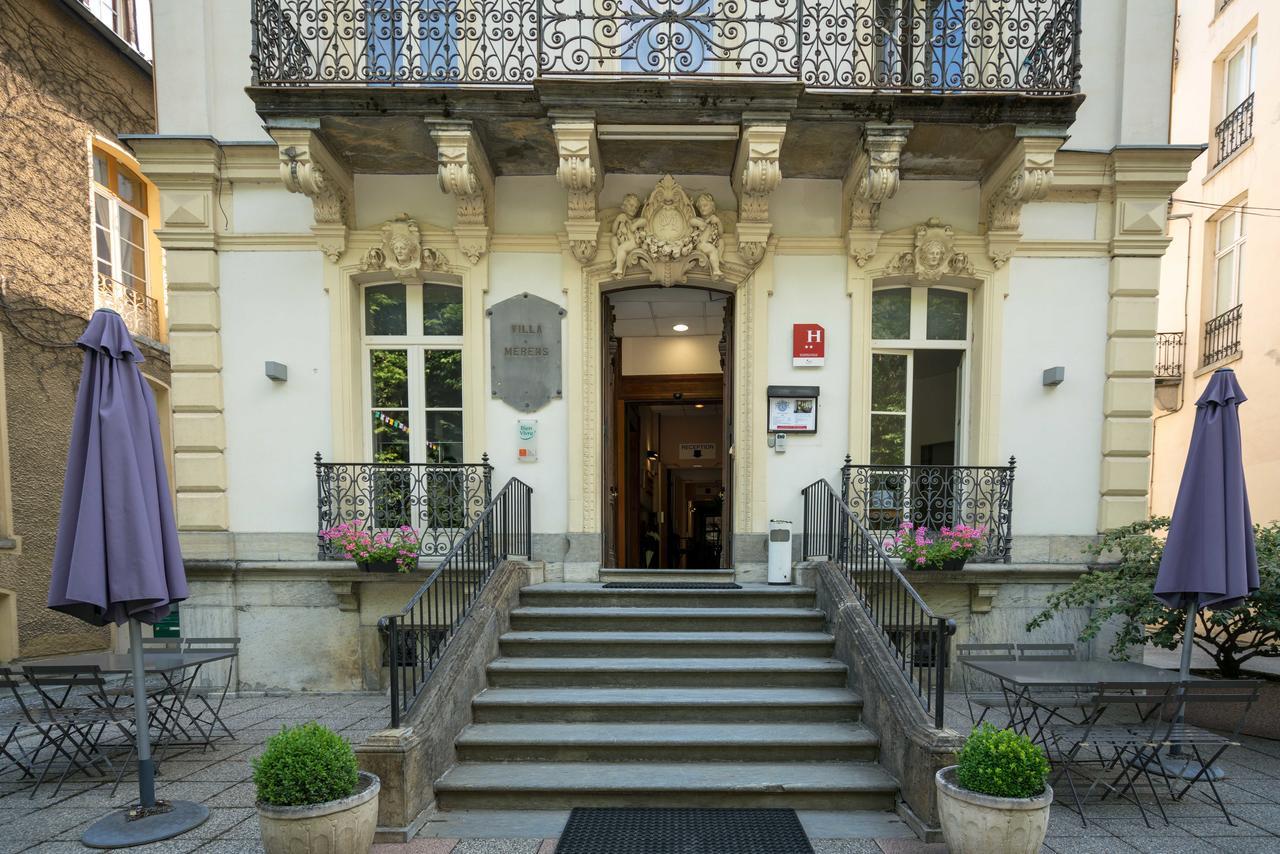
[
  {"left": 82, "top": 619, "right": 209, "bottom": 848},
  {"left": 1152, "top": 606, "right": 1226, "bottom": 781},
  {"left": 128, "top": 619, "right": 156, "bottom": 808}
]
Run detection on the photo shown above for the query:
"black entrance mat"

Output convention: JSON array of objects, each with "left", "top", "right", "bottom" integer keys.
[
  {"left": 554, "top": 807, "right": 814, "bottom": 854},
  {"left": 601, "top": 582, "right": 742, "bottom": 590}
]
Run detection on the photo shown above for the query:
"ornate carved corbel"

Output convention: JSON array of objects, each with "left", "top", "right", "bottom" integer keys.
[
  {"left": 843, "top": 122, "right": 912, "bottom": 267},
  {"left": 553, "top": 116, "right": 603, "bottom": 265},
  {"left": 732, "top": 121, "right": 786, "bottom": 266},
  {"left": 271, "top": 128, "right": 354, "bottom": 263},
  {"left": 981, "top": 135, "right": 1064, "bottom": 267},
  {"left": 431, "top": 123, "right": 494, "bottom": 265}
]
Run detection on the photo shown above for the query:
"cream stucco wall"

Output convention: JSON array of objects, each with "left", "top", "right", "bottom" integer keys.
[{"left": 1152, "top": 0, "right": 1279, "bottom": 525}]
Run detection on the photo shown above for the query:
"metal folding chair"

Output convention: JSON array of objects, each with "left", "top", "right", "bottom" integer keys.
[
  {"left": 0, "top": 666, "right": 49, "bottom": 780},
  {"left": 1017, "top": 642, "right": 1078, "bottom": 661},
  {"left": 22, "top": 665, "right": 135, "bottom": 799},
  {"left": 1150, "top": 679, "right": 1261, "bottom": 824},
  {"left": 182, "top": 637, "right": 240, "bottom": 744},
  {"left": 956, "top": 643, "right": 1016, "bottom": 726},
  {"left": 1046, "top": 681, "right": 1180, "bottom": 828}
]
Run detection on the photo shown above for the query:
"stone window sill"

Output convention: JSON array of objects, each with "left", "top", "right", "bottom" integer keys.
[{"left": 1194, "top": 348, "right": 1243, "bottom": 378}]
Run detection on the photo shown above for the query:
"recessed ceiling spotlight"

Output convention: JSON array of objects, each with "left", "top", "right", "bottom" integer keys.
[
  {"left": 672, "top": 323, "right": 689, "bottom": 332},
  {"left": 694, "top": 403, "right": 705, "bottom": 409}
]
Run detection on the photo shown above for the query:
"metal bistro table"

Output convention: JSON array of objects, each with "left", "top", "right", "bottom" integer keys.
[
  {"left": 962, "top": 659, "right": 1194, "bottom": 747},
  {"left": 38, "top": 650, "right": 235, "bottom": 748}
]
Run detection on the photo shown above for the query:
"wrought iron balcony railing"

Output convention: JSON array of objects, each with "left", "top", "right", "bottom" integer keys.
[
  {"left": 1154, "top": 331, "right": 1185, "bottom": 381},
  {"left": 315, "top": 454, "right": 493, "bottom": 560},
  {"left": 1215, "top": 93, "right": 1253, "bottom": 166},
  {"left": 841, "top": 457, "right": 1015, "bottom": 563},
  {"left": 1203, "top": 304, "right": 1242, "bottom": 367},
  {"left": 94, "top": 273, "right": 161, "bottom": 342},
  {"left": 251, "top": 0, "right": 1081, "bottom": 94}
]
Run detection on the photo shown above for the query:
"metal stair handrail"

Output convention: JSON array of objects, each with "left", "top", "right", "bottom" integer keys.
[{"left": 378, "top": 477, "right": 532, "bottom": 727}]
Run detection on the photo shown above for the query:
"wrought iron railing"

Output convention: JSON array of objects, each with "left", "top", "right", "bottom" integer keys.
[
  {"left": 250, "top": 0, "right": 1082, "bottom": 94},
  {"left": 315, "top": 454, "right": 492, "bottom": 559},
  {"left": 380, "top": 477, "right": 532, "bottom": 727},
  {"left": 841, "top": 457, "right": 1014, "bottom": 562},
  {"left": 95, "top": 273, "right": 161, "bottom": 341},
  {"left": 802, "top": 478, "right": 955, "bottom": 728},
  {"left": 1154, "top": 331, "right": 1185, "bottom": 381},
  {"left": 1215, "top": 93, "right": 1253, "bottom": 166},
  {"left": 1202, "top": 304, "right": 1242, "bottom": 367}
]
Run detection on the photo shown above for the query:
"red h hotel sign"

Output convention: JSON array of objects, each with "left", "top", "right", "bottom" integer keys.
[{"left": 792, "top": 323, "right": 825, "bottom": 367}]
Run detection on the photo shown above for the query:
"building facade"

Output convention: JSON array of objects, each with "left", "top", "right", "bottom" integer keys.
[
  {"left": 129, "top": 0, "right": 1198, "bottom": 692},
  {"left": 0, "top": 0, "right": 166, "bottom": 660},
  {"left": 1152, "top": 0, "right": 1276, "bottom": 524}
]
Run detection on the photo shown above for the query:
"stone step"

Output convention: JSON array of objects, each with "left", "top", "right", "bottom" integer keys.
[
  {"left": 454, "top": 721, "right": 880, "bottom": 762},
  {"left": 599, "top": 568, "right": 738, "bottom": 583},
  {"left": 520, "top": 582, "right": 816, "bottom": 609},
  {"left": 471, "top": 687, "right": 862, "bottom": 723},
  {"left": 485, "top": 656, "right": 849, "bottom": 688},
  {"left": 499, "top": 630, "right": 835, "bottom": 658},
  {"left": 433, "top": 761, "right": 898, "bottom": 810},
  {"left": 508, "top": 606, "right": 825, "bottom": 633}
]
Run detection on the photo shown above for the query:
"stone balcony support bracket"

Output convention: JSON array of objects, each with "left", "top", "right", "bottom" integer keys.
[
  {"left": 732, "top": 119, "right": 787, "bottom": 266},
  {"left": 553, "top": 115, "right": 603, "bottom": 265},
  {"left": 431, "top": 123, "right": 495, "bottom": 265},
  {"left": 843, "top": 121, "right": 912, "bottom": 267},
  {"left": 980, "top": 133, "right": 1064, "bottom": 268},
  {"left": 270, "top": 128, "right": 354, "bottom": 263}
]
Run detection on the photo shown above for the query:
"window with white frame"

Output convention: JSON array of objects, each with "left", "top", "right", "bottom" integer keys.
[
  {"left": 1224, "top": 34, "right": 1257, "bottom": 115},
  {"left": 1213, "top": 210, "right": 1246, "bottom": 317},
  {"left": 78, "top": 0, "right": 150, "bottom": 56},
  {"left": 363, "top": 282, "right": 464, "bottom": 464},
  {"left": 868, "top": 285, "right": 970, "bottom": 466},
  {"left": 92, "top": 147, "right": 148, "bottom": 295}
]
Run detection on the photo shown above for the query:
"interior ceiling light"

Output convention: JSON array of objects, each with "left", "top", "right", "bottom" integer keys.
[
  {"left": 672, "top": 323, "right": 689, "bottom": 332},
  {"left": 694, "top": 404, "right": 705, "bottom": 409}
]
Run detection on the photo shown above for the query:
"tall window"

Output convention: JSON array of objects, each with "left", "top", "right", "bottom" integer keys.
[
  {"left": 1224, "top": 34, "right": 1257, "bottom": 117},
  {"left": 1213, "top": 210, "right": 1246, "bottom": 316},
  {"left": 77, "top": 0, "right": 150, "bottom": 56},
  {"left": 363, "top": 282, "right": 464, "bottom": 464},
  {"left": 868, "top": 285, "right": 969, "bottom": 466},
  {"left": 92, "top": 148, "right": 148, "bottom": 295}
]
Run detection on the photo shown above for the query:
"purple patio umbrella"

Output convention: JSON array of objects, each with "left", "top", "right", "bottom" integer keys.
[
  {"left": 47, "top": 308, "right": 207, "bottom": 846},
  {"left": 1153, "top": 367, "right": 1258, "bottom": 777}
]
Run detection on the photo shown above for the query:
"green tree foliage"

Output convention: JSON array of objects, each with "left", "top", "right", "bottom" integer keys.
[
  {"left": 253, "top": 723, "right": 359, "bottom": 807},
  {"left": 1027, "top": 519, "right": 1280, "bottom": 678},
  {"left": 955, "top": 723, "right": 1050, "bottom": 799}
]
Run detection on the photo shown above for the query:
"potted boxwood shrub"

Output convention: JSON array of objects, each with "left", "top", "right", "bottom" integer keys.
[
  {"left": 254, "top": 722, "right": 380, "bottom": 854},
  {"left": 320, "top": 521, "right": 420, "bottom": 572},
  {"left": 936, "top": 723, "right": 1053, "bottom": 854}
]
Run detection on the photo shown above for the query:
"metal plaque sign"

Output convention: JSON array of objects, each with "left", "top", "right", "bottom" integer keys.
[{"left": 488, "top": 293, "right": 565, "bottom": 412}]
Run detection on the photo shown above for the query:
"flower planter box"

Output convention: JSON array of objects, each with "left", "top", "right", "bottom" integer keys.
[{"left": 358, "top": 559, "right": 399, "bottom": 573}]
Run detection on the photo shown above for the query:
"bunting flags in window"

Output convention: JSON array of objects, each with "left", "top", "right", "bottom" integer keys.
[{"left": 375, "top": 410, "right": 410, "bottom": 433}]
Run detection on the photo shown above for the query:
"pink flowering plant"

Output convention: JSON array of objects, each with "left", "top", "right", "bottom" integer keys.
[
  {"left": 319, "top": 520, "right": 421, "bottom": 572},
  {"left": 888, "top": 521, "right": 987, "bottom": 569}
]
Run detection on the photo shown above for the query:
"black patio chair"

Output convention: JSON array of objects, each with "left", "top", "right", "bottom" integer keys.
[
  {"left": 956, "top": 643, "right": 1016, "bottom": 726},
  {"left": 182, "top": 637, "right": 240, "bottom": 745}
]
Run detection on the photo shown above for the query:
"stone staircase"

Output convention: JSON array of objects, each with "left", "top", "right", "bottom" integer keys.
[{"left": 431, "top": 575, "right": 899, "bottom": 812}]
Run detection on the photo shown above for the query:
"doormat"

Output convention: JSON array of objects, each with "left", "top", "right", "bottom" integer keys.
[
  {"left": 601, "top": 582, "right": 742, "bottom": 589},
  {"left": 554, "top": 807, "right": 813, "bottom": 854}
]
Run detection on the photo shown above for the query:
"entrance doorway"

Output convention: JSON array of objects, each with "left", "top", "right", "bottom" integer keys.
[{"left": 601, "top": 286, "right": 733, "bottom": 569}]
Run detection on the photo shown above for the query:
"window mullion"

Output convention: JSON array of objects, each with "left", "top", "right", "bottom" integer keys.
[{"left": 408, "top": 344, "right": 426, "bottom": 464}]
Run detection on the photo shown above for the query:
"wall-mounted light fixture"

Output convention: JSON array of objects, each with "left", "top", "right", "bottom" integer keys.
[
  {"left": 1042, "top": 366, "right": 1065, "bottom": 387},
  {"left": 265, "top": 361, "right": 288, "bottom": 382}
]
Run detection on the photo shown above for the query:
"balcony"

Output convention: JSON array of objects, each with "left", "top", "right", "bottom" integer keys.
[
  {"left": 94, "top": 273, "right": 162, "bottom": 342},
  {"left": 841, "top": 458, "right": 1016, "bottom": 563},
  {"left": 249, "top": 1, "right": 1082, "bottom": 175},
  {"left": 1215, "top": 93, "right": 1253, "bottom": 166},
  {"left": 1154, "top": 331, "right": 1184, "bottom": 383},
  {"left": 1203, "top": 304, "right": 1242, "bottom": 367}
]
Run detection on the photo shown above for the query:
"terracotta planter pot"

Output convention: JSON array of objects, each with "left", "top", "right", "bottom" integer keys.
[
  {"left": 358, "top": 559, "right": 398, "bottom": 573},
  {"left": 936, "top": 766, "right": 1052, "bottom": 854},
  {"left": 257, "top": 771, "right": 380, "bottom": 854}
]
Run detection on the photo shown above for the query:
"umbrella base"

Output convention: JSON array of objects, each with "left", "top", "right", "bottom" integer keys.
[
  {"left": 1142, "top": 755, "right": 1227, "bottom": 782},
  {"left": 82, "top": 799, "right": 209, "bottom": 848}
]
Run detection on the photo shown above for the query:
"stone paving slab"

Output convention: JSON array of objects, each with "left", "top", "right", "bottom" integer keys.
[{"left": 0, "top": 693, "right": 1277, "bottom": 853}]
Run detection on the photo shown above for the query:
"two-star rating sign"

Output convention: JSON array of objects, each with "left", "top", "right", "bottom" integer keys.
[{"left": 792, "top": 323, "right": 825, "bottom": 367}]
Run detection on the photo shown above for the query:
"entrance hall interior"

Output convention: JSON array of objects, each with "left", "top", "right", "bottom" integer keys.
[{"left": 605, "top": 287, "right": 731, "bottom": 569}]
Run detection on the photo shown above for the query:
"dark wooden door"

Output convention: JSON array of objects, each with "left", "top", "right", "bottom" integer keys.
[
  {"left": 719, "top": 294, "right": 735, "bottom": 568},
  {"left": 601, "top": 298, "right": 621, "bottom": 567}
]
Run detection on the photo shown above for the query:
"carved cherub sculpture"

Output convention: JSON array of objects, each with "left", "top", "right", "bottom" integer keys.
[
  {"left": 611, "top": 193, "right": 645, "bottom": 278},
  {"left": 691, "top": 193, "right": 724, "bottom": 278}
]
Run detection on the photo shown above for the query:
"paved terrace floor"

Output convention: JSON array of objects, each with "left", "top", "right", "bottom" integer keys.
[{"left": 3, "top": 693, "right": 1280, "bottom": 853}]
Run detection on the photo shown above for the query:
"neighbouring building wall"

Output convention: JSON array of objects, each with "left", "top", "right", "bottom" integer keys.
[
  {"left": 1153, "top": 0, "right": 1278, "bottom": 525},
  {"left": 0, "top": 0, "right": 162, "bottom": 658}
]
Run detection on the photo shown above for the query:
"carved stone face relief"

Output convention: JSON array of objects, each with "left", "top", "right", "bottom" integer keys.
[
  {"left": 888, "top": 218, "right": 975, "bottom": 282},
  {"left": 361, "top": 214, "right": 445, "bottom": 278}
]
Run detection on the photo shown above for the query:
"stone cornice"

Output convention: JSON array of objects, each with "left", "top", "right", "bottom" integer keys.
[{"left": 430, "top": 122, "right": 494, "bottom": 265}]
